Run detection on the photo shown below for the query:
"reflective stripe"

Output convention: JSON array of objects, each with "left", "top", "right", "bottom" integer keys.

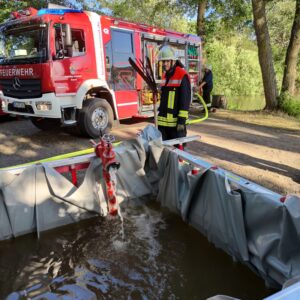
[
  {"left": 167, "top": 92, "right": 172, "bottom": 109},
  {"left": 158, "top": 115, "right": 177, "bottom": 127},
  {"left": 178, "top": 110, "right": 188, "bottom": 118},
  {"left": 157, "top": 120, "right": 177, "bottom": 127},
  {"left": 168, "top": 79, "right": 182, "bottom": 85},
  {"left": 161, "top": 79, "right": 182, "bottom": 86},
  {"left": 167, "top": 91, "right": 175, "bottom": 120},
  {"left": 158, "top": 115, "right": 178, "bottom": 122},
  {"left": 117, "top": 102, "right": 138, "bottom": 107},
  {"left": 170, "top": 91, "right": 175, "bottom": 109}
]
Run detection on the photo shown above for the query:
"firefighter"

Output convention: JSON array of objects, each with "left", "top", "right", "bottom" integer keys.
[
  {"left": 157, "top": 45, "right": 191, "bottom": 141},
  {"left": 199, "top": 65, "right": 213, "bottom": 108}
]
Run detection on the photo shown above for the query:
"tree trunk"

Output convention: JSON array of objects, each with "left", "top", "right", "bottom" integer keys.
[
  {"left": 281, "top": 0, "right": 300, "bottom": 96},
  {"left": 252, "top": 0, "right": 278, "bottom": 109},
  {"left": 197, "top": 0, "right": 207, "bottom": 39}
]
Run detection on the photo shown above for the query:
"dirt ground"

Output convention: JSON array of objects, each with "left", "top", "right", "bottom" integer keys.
[
  {"left": 187, "top": 109, "right": 300, "bottom": 196},
  {"left": 0, "top": 109, "right": 299, "bottom": 196}
]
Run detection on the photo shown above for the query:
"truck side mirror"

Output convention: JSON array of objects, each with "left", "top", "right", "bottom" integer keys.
[
  {"left": 63, "top": 24, "right": 72, "bottom": 47},
  {"left": 63, "top": 24, "right": 73, "bottom": 57}
]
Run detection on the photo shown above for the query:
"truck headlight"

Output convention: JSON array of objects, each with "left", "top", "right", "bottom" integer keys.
[
  {"left": 36, "top": 101, "right": 52, "bottom": 111},
  {"left": 1, "top": 99, "right": 6, "bottom": 109}
]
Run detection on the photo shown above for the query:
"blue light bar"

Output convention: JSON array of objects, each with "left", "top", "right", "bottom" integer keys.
[{"left": 37, "top": 8, "right": 83, "bottom": 16}]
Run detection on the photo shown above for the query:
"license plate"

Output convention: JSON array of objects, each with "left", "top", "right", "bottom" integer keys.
[
  {"left": 13, "top": 101, "right": 25, "bottom": 109},
  {"left": 142, "top": 104, "right": 153, "bottom": 109}
]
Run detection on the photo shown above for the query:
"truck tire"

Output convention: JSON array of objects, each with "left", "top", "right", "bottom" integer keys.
[
  {"left": 31, "top": 117, "right": 61, "bottom": 130},
  {"left": 78, "top": 98, "right": 113, "bottom": 138}
]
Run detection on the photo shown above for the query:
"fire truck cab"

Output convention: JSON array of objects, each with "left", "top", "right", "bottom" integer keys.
[{"left": 0, "top": 7, "right": 201, "bottom": 138}]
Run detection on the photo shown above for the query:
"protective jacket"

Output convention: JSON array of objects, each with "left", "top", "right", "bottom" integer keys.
[
  {"left": 201, "top": 69, "right": 213, "bottom": 91},
  {"left": 158, "top": 64, "right": 191, "bottom": 127}
]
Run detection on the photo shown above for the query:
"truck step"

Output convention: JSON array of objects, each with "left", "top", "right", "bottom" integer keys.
[
  {"left": 61, "top": 106, "right": 77, "bottom": 126},
  {"left": 62, "top": 120, "right": 77, "bottom": 126}
]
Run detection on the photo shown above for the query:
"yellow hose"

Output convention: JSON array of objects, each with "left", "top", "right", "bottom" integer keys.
[
  {"left": 0, "top": 142, "right": 122, "bottom": 170},
  {"left": 187, "top": 93, "right": 209, "bottom": 124}
]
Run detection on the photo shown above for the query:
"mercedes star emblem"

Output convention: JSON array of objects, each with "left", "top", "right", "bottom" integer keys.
[{"left": 12, "top": 77, "right": 21, "bottom": 90}]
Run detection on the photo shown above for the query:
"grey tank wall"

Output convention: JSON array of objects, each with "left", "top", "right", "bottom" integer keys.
[
  {"left": 146, "top": 140, "right": 300, "bottom": 288},
  {"left": 0, "top": 138, "right": 154, "bottom": 240}
]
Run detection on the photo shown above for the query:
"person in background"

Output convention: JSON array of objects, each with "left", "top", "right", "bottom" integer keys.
[
  {"left": 157, "top": 45, "right": 191, "bottom": 141},
  {"left": 199, "top": 65, "right": 213, "bottom": 109}
]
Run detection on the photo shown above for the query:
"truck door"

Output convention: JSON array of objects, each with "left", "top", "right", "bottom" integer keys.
[
  {"left": 52, "top": 22, "right": 95, "bottom": 95},
  {"left": 107, "top": 29, "right": 138, "bottom": 119}
]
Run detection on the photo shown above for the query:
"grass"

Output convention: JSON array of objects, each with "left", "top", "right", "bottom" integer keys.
[
  {"left": 215, "top": 110, "right": 300, "bottom": 131},
  {"left": 279, "top": 92, "right": 300, "bottom": 119},
  {"left": 225, "top": 94, "right": 300, "bottom": 121}
]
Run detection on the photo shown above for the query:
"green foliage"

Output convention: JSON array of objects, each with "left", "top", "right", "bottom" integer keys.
[
  {"left": 100, "top": 0, "right": 190, "bottom": 32},
  {"left": 0, "top": 1, "right": 71, "bottom": 23},
  {"left": 0, "top": 1, "right": 27, "bottom": 23},
  {"left": 267, "top": 0, "right": 294, "bottom": 53},
  {"left": 266, "top": 0, "right": 296, "bottom": 90},
  {"left": 179, "top": 0, "right": 254, "bottom": 41},
  {"left": 206, "top": 37, "right": 263, "bottom": 97},
  {"left": 279, "top": 92, "right": 300, "bottom": 119},
  {"left": 209, "top": 0, "right": 252, "bottom": 32}
]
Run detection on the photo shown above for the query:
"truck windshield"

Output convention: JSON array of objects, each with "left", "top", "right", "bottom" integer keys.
[{"left": 0, "top": 24, "right": 48, "bottom": 65}]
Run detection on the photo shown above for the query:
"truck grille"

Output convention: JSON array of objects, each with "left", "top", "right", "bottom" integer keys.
[{"left": 0, "top": 78, "right": 41, "bottom": 99}]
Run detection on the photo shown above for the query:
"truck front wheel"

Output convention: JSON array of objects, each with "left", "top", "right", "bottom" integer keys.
[
  {"left": 78, "top": 98, "right": 114, "bottom": 138},
  {"left": 30, "top": 117, "right": 61, "bottom": 130}
]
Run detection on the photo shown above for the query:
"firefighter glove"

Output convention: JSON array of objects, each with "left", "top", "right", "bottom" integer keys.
[{"left": 177, "top": 124, "right": 185, "bottom": 132}]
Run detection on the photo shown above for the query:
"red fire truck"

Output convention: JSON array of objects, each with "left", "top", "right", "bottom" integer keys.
[{"left": 0, "top": 6, "right": 201, "bottom": 137}]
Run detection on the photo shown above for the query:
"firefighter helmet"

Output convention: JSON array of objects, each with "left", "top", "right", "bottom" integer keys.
[{"left": 157, "top": 45, "right": 177, "bottom": 61}]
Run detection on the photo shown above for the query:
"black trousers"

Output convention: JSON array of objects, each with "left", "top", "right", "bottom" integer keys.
[
  {"left": 158, "top": 125, "right": 187, "bottom": 141},
  {"left": 203, "top": 88, "right": 212, "bottom": 104}
]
